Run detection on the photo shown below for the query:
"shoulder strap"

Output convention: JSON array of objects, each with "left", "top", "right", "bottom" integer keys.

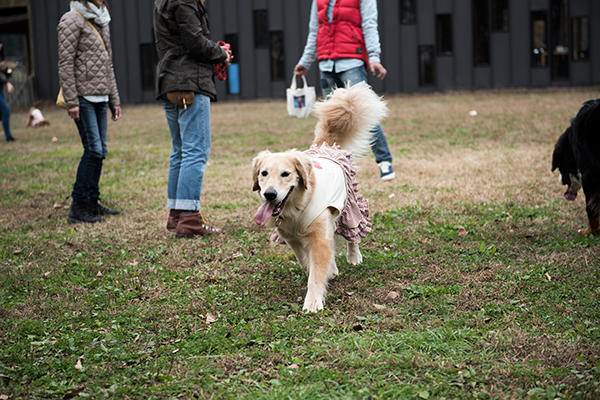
[{"left": 72, "top": 11, "right": 107, "bottom": 53}]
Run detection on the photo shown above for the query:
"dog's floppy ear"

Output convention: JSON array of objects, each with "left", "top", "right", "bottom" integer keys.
[
  {"left": 251, "top": 150, "right": 270, "bottom": 191},
  {"left": 293, "top": 153, "right": 313, "bottom": 190}
]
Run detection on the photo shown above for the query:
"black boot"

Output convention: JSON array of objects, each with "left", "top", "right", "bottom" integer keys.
[
  {"left": 67, "top": 199, "right": 105, "bottom": 224},
  {"left": 89, "top": 198, "right": 120, "bottom": 216}
]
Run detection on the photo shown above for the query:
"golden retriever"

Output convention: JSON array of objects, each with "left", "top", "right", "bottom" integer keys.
[{"left": 251, "top": 82, "right": 388, "bottom": 312}]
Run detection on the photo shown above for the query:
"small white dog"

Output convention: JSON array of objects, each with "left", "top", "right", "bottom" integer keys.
[{"left": 252, "top": 82, "right": 388, "bottom": 312}]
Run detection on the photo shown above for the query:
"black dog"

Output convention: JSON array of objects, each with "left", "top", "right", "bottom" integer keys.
[{"left": 552, "top": 99, "right": 600, "bottom": 236}]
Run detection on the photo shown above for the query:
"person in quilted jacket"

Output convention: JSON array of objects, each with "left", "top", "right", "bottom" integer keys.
[
  {"left": 58, "top": 0, "right": 121, "bottom": 224},
  {"left": 154, "top": 0, "right": 232, "bottom": 238}
]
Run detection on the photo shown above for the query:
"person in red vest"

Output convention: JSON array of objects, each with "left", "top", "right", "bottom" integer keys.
[{"left": 294, "top": 0, "right": 395, "bottom": 181}]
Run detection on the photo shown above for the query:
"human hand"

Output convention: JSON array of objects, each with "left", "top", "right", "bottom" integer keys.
[
  {"left": 6, "top": 82, "right": 14, "bottom": 94},
  {"left": 111, "top": 105, "right": 121, "bottom": 121},
  {"left": 221, "top": 44, "right": 233, "bottom": 67},
  {"left": 68, "top": 106, "right": 80, "bottom": 120},
  {"left": 369, "top": 62, "right": 387, "bottom": 80},
  {"left": 294, "top": 64, "right": 308, "bottom": 77}
]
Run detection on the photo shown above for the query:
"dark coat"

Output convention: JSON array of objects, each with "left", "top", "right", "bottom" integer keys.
[{"left": 154, "top": 0, "right": 227, "bottom": 100}]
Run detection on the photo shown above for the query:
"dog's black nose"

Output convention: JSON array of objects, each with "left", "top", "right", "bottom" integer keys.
[{"left": 263, "top": 190, "right": 277, "bottom": 201}]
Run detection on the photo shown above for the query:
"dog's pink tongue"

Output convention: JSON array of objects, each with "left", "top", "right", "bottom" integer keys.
[
  {"left": 254, "top": 201, "right": 277, "bottom": 226},
  {"left": 564, "top": 189, "right": 577, "bottom": 201}
]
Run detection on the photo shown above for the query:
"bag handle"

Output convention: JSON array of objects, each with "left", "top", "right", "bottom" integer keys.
[
  {"left": 290, "top": 74, "right": 308, "bottom": 91},
  {"left": 72, "top": 11, "right": 107, "bottom": 53}
]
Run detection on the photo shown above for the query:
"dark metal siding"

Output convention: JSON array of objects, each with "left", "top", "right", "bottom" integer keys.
[{"left": 28, "top": 0, "right": 600, "bottom": 103}]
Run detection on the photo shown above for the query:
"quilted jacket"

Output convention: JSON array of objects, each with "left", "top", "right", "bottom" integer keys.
[
  {"left": 57, "top": 11, "right": 120, "bottom": 109},
  {"left": 154, "top": 0, "right": 227, "bottom": 100}
]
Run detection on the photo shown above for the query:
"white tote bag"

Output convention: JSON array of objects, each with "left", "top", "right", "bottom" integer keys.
[{"left": 286, "top": 75, "right": 316, "bottom": 119}]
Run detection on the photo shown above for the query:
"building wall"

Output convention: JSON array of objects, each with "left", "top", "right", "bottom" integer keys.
[{"left": 30, "top": 0, "right": 599, "bottom": 104}]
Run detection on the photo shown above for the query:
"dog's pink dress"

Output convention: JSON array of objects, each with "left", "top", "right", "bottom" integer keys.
[{"left": 271, "top": 143, "right": 371, "bottom": 244}]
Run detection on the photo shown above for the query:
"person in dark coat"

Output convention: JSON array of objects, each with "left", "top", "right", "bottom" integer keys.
[
  {"left": 0, "top": 39, "right": 16, "bottom": 142},
  {"left": 154, "top": 0, "right": 231, "bottom": 237}
]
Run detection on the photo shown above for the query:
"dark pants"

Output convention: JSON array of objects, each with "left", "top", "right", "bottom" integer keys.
[
  {"left": 71, "top": 97, "right": 108, "bottom": 201},
  {"left": 0, "top": 88, "right": 12, "bottom": 139}
]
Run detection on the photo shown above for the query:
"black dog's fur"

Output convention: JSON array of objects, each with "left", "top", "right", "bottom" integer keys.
[{"left": 552, "top": 99, "right": 600, "bottom": 235}]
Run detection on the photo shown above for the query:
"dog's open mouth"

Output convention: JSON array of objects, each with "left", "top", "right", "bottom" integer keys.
[
  {"left": 564, "top": 187, "right": 578, "bottom": 201},
  {"left": 254, "top": 187, "right": 293, "bottom": 226},
  {"left": 564, "top": 174, "right": 582, "bottom": 201}
]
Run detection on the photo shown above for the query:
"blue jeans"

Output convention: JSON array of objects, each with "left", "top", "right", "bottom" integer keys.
[
  {"left": 72, "top": 97, "right": 108, "bottom": 201},
  {"left": 320, "top": 65, "right": 393, "bottom": 164},
  {"left": 161, "top": 94, "right": 211, "bottom": 211},
  {"left": 0, "top": 88, "right": 13, "bottom": 139}
]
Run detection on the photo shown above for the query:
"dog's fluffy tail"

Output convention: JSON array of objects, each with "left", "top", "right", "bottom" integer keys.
[{"left": 312, "top": 81, "right": 389, "bottom": 156}]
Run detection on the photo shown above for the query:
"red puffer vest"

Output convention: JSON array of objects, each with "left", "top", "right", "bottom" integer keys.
[{"left": 316, "top": 0, "right": 369, "bottom": 65}]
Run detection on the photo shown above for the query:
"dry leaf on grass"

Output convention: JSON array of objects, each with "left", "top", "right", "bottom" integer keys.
[
  {"left": 373, "top": 304, "right": 386, "bottom": 310},
  {"left": 75, "top": 359, "right": 83, "bottom": 370},
  {"left": 205, "top": 313, "right": 218, "bottom": 324},
  {"left": 385, "top": 291, "right": 400, "bottom": 301},
  {"left": 0, "top": 395, "right": 9, "bottom": 400},
  {"left": 63, "top": 387, "right": 85, "bottom": 399},
  {"left": 287, "top": 364, "right": 299, "bottom": 369},
  {"left": 458, "top": 227, "right": 468, "bottom": 236},
  {"left": 96, "top": 271, "right": 102, "bottom": 277},
  {"left": 545, "top": 272, "right": 552, "bottom": 281}
]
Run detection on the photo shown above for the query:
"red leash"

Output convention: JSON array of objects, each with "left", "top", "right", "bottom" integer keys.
[{"left": 213, "top": 41, "right": 230, "bottom": 81}]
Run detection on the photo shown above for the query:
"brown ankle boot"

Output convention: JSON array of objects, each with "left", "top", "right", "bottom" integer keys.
[
  {"left": 176, "top": 212, "right": 223, "bottom": 238},
  {"left": 166, "top": 209, "right": 182, "bottom": 231}
]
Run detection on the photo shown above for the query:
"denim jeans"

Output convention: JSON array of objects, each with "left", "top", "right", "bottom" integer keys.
[
  {"left": 320, "top": 65, "right": 393, "bottom": 164},
  {"left": 161, "top": 94, "right": 211, "bottom": 211},
  {"left": 71, "top": 97, "right": 108, "bottom": 201},
  {"left": 0, "top": 88, "right": 13, "bottom": 139}
]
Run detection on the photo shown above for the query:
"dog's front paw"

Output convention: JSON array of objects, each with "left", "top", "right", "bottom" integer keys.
[
  {"left": 578, "top": 227, "right": 593, "bottom": 236},
  {"left": 346, "top": 243, "right": 363, "bottom": 265},
  {"left": 303, "top": 295, "right": 324, "bottom": 313}
]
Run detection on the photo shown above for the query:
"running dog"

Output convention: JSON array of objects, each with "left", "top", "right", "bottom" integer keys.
[
  {"left": 252, "top": 82, "right": 388, "bottom": 312},
  {"left": 552, "top": 98, "right": 600, "bottom": 235}
]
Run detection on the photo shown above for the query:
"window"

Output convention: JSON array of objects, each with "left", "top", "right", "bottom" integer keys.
[
  {"left": 531, "top": 11, "right": 548, "bottom": 67},
  {"left": 550, "top": 0, "right": 569, "bottom": 79},
  {"left": 492, "top": 0, "right": 509, "bottom": 31},
  {"left": 400, "top": 0, "right": 416, "bottom": 25},
  {"left": 270, "top": 31, "right": 285, "bottom": 81},
  {"left": 254, "top": 10, "right": 268, "bottom": 48},
  {"left": 572, "top": 17, "right": 589, "bottom": 61},
  {"left": 436, "top": 14, "right": 453, "bottom": 56},
  {"left": 139, "top": 43, "right": 157, "bottom": 91},
  {"left": 419, "top": 46, "right": 435, "bottom": 86},
  {"left": 473, "top": 0, "right": 490, "bottom": 65}
]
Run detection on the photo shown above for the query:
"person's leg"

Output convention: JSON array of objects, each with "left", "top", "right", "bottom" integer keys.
[
  {"left": 86, "top": 102, "right": 119, "bottom": 216},
  {"left": 319, "top": 70, "right": 345, "bottom": 99},
  {"left": 175, "top": 94, "right": 211, "bottom": 211},
  {"left": 89, "top": 101, "right": 108, "bottom": 200},
  {"left": 68, "top": 98, "right": 104, "bottom": 223},
  {"left": 0, "top": 88, "right": 14, "bottom": 141},
  {"left": 162, "top": 99, "right": 184, "bottom": 210},
  {"left": 338, "top": 66, "right": 395, "bottom": 179},
  {"left": 162, "top": 94, "right": 222, "bottom": 237}
]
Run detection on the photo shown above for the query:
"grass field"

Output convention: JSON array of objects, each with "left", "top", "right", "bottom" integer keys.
[{"left": 1, "top": 87, "right": 599, "bottom": 399}]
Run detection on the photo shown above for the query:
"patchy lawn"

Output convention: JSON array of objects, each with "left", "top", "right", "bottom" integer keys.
[{"left": 1, "top": 87, "right": 599, "bottom": 399}]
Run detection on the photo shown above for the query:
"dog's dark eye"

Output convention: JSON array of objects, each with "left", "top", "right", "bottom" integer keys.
[
  {"left": 261, "top": 171, "right": 268, "bottom": 176},
  {"left": 281, "top": 172, "right": 290, "bottom": 178}
]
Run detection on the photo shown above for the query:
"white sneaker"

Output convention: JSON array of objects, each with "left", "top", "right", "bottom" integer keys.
[{"left": 378, "top": 161, "right": 396, "bottom": 181}]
